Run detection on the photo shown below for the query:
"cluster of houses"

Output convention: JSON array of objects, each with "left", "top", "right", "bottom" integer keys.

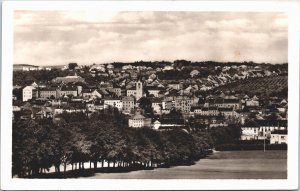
[{"left": 13, "top": 62, "right": 288, "bottom": 145}]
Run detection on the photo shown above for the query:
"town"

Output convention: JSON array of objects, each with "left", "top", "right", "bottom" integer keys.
[{"left": 13, "top": 60, "right": 288, "bottom": 145}]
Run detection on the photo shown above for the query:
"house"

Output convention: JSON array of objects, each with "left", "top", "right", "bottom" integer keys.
[
  {"left": 39, "top": 87, "right": 57, "bottom": 99},
  {"left": 190, "top": 70, "right": 200, "bottom": 77},
  {"left": 147, "top": 86, "right": 164, "bottom": 97},
  {"left": 150, "top": 97, "right": 162, "bottom": 114},
  {"left": 256, "top": 120, "right": 287, "bottom": 139},
  {"left": 126, "top": 81, "right": 143, "bottom": 100},
  {"left": 270, "top": 130, "right": 288, "bottom": 144},
  {"left": 167, "top": 83, "right": 182, "bottom": 90},
  {"left": 128, "top": 110, "right": 151, "bottom": 128},
  {"left": 58, "top": 86, "right": 78, "bottom": 97},
  {"left": 122, "top": 96, "right": 135, "bottom": 114},
  {"left": 241, "top": 121, "right": 260, "bottom": 140},
  {"left": 218, "top": 107, "right": 237, "bottom": 117},
  {"left": 107, "top": 86, "right": 122, "bottom": 97},
  {"left": 246, "top": 100, "right": 259, "bottom": 107},
  {"left": 163, "top": 65, "right": 174, "bottom": 71},
  {"left": 22, "top": 86, "right": 37, "bottom": 102},
  {"left": 103, "top": 97, "right": 123, "bottom": 111},
  {"left": 174, "top": 96, "right": 195, "bottom": 113},
  {"left": 82, "top": 89, "right": 102, "bottom": 99}
]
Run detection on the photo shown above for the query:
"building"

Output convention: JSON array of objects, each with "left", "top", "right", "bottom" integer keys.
[
  {"left": 128, "top": 110, "right": 151, "bottom": 128},
  {"left": 22, "top": 86, "right": 37, "bottom": 101},
  {"left": 127, "top": 87, "right": 136, "bottom": 97},
  {"left": 150, "top": 97, "right": 162, "bottom": 114},
  {"left": 39, "top": 87, "right": 57, "bottom": 99},
  {"left": 103, "top": 98, "right": 123, "bottom": 111},
  {"left": 136, "top": 80, "right": 143, "bottom": 100},
  {"left": 126, "top": 81, "right": 143, "bottom": 101},
  {"left": 218, "top": 107, "right": 237, "bottom": 117},
  {"left": 270, "top": 130, "right": 288, "bottom": 144},
  {"left": 174, "top": 96, "right": 194, "bottom": 113},
  {"left": 107, "top": 87, "right": 122, "bottom": 97},
  {"left": 167, "top": 83, "right": 182, "bottom": 90},
  {"left": 147, "top": 86, "right": 164, "bottom": 97},
  {"left": 257, "top": 120, "right": 287, "bottom": 138},
  {"left": 122, "top": 96, "right": 135, "bottom": 113},
  {"left": 193, "top": 106, "right": 219, "bottom": 116},
  {"left": 82, "top": 89, "right": 102, "bottom": 99},
  {"left": 51, "top": 74, "right": 85, "bottom": 84},
  {"left": 214, "top": 96, "right": 240, "bottom": 109},
  {"left": 241, "top": 121, "right": 260, "bottom": 140},
  {"left": 58, "top": 86, "right": 78, "bottom": 97}
]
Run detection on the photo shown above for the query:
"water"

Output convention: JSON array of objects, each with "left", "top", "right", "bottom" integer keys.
[{"left": 82, "top": 150, "right": 287, "bottom": 179}]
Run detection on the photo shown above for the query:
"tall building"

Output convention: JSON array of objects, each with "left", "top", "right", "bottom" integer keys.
[
  {"left": 136, "top": 80, "right": 143, "bottom": 101},
  {"left": 22, "top": 86, "right": 37, "bottom": 101}
]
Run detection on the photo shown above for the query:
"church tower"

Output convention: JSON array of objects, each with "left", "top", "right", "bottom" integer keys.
[{"left": 136, "top": 80, "right": 143, "bottom": 101}]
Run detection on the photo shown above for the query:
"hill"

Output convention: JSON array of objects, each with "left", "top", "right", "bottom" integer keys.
[{"left": 217, "top": 75, "right": 288, "bottom": 97}]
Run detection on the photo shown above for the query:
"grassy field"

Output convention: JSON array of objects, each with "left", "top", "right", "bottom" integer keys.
[{"left": 83, "top": 150, "right": 287, "bottom": 179}]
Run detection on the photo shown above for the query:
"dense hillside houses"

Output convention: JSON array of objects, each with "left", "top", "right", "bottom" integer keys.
[{"left": 12, "top": 61, "right": 288, "bottom": 144}]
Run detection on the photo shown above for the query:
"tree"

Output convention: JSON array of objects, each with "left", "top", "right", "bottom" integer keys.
[
  {"left": 138, "top": 97, "right": 153, "bottom": 115},
  {"left": 68, "top": 63, "right": 78, "bottom": 70}
]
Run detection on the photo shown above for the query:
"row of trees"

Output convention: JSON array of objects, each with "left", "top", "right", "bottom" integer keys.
[
  {"left": 12, "top": 108, "right": 241, "bottom": 178},
  {"left": 12, "top": 110, "right": 216, "bottom": 177}
]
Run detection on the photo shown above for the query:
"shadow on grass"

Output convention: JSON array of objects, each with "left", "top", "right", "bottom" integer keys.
[
  {"left": 25, "top": 156, "right": 210, "bottom": 179},
  {"left": 27, "top": 166, "right": 156, "bottom": 179}
]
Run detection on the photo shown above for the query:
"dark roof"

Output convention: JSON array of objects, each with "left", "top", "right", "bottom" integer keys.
[
  {"left": 122, "top": 96, "right": 135, "bottom": 101},
  {"left": 271, "top": 130, "right": 287, "bottom": 134},
  {"left": 40, "top": 87, "right": 57, "bottom": 91},
  {"left": 257, "top": 120, "right": 287, "bottom": 127},
  {"left": 146, "top": 86, "right": 165, "bottom": 91},
  {"left": 61, "top": 86, "right": 77, "bottom": 91},
  {"left": 242, "top": 120, "right": 259, "bottom": 127},
  {"left": 127, "top": 86, "right": 136, "bottom": 90},
  {"left": 218, "top": 107, "right": 233, "bottom": 112},
  {"left": 149, "top": 97, "right": 163, "bottom": 103}
]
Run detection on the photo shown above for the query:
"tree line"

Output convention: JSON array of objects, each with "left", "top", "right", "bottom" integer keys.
[{"left": 12, "top": 108, "right": 241, "bottom": 178}]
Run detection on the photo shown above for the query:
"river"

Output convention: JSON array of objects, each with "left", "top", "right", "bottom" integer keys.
[{"left": 82, "top": 150, "right": 287, "bottom": 179}]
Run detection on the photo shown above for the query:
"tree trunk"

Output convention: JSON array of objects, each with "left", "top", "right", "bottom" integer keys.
[
  {"left": 94, "top": 161, "right": 97, "bottom": 170},
  {"left": 108, "top": 161, "right": 110, "bottom": 168},
  {"left": 72, "top": 163, "right": 73, "bottom": 171},
  {"left": 101, "top": 160, "right": 104, "bottom": 168},
  {"left": 64, "top": 163, "right": 67, "bottom": 173},
  {"left": 82, "top": 162, "right": 84, "bottom": 169},
  {"left": 113, "top": 162, "right": 116, "bottom": 168}
]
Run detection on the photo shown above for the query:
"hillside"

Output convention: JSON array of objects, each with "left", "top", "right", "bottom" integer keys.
[{"left": 217, "top": 75, "right": 288, "bottom": 96}]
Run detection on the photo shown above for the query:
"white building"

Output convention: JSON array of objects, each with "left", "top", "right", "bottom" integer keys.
[
  {"left": 128, "top": 110, "right": 151, "bottom": 128},
  {"left": 241, "top": 121, "right": 260, "bottom": 140},
  {"left": 22, "top": 86, "right": 36, "bottom": 102},
  {"left": 270, "top": 130, "right": 288, "bottom": 144},
  {"left": 104, "top": 98, "right": 123, "bottom": 111}
]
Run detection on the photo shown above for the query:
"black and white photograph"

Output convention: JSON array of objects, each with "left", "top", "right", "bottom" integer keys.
[{"left": 1, "top": 1, "right": 299, "bottom": 190}]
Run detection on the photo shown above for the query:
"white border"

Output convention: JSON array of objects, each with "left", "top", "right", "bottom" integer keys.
[{"left": 1, "top": 1, "right": 299, "bottom": 190}]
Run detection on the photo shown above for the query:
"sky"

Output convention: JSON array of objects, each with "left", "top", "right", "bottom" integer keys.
[{"left": 14, "top": 11, "right": 288, "bottom": 66}]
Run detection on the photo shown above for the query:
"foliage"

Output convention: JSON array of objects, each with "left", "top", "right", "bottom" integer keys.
[{"left": 12, "top": 109, "right": 215, "bottom": 177}]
